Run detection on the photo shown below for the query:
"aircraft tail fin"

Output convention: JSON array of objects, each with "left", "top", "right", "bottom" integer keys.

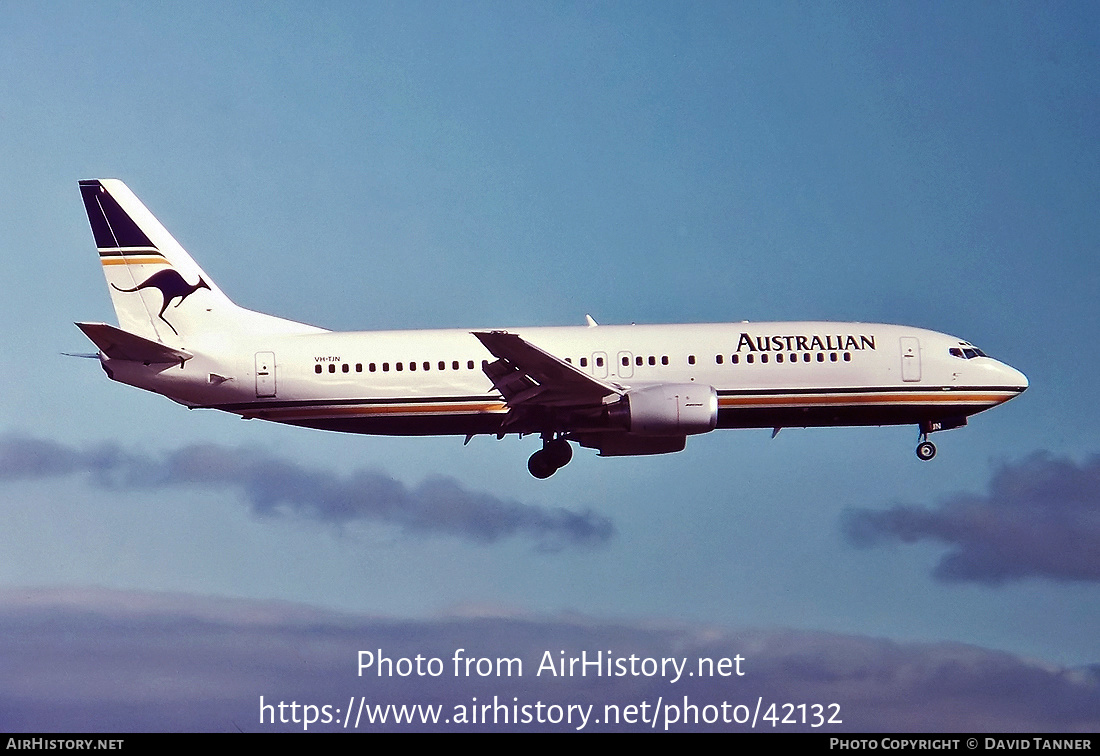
[{"left": 79, "top": 179, "right": 324, "bottom": 344}]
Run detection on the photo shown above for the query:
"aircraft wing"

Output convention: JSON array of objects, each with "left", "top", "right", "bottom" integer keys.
[
  {"left": 473, "top": 331, "right": 621, "bottom": 407},
  {"left": 76, "top": 322, "right": 193, "bottom": 364}
]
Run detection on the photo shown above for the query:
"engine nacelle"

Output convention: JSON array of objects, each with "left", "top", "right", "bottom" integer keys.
[{"left": 608, "top": 383, "right": 719, "bottom": 436}]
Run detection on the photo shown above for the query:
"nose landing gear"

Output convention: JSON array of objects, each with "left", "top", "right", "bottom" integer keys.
[
  {"left": 916, "top": 440, "right": 937, "bottom": 461},
  {"left": 915, "top": 422, "right": 937, "bottom": 461},
  {"left": 528, "top": 434, "right": 573, "bottom": 479},
  {"left": 914, "top": 417, "right": 967, "bottom": 460}
]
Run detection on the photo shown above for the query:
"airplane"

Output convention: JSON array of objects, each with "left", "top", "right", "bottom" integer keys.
[{"left": 75, "top": 179, "right": 1028, "bottom": 478}]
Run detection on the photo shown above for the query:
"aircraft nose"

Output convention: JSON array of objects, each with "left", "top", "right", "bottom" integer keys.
[{"left": 1000, "top": 362, "right": 1028, "bottom": 393}]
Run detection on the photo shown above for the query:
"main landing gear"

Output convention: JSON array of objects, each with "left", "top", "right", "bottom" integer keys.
[{"left": 528, "top": 434, "right": 573, "bottom": 479}]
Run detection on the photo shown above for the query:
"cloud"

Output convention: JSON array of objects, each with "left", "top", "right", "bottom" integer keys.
[
  {"left": 843, "top": 453, "right": 1100, "bottom": 584},
  {"left": 0, "top": 436, "right": 612, "bottom": 550},
  {"left": 0, "top": 587, "right": 1096, "bottom": 732}
]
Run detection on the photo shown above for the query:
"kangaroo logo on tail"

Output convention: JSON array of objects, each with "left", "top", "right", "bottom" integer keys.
[{"left": 112, "top": 270, "right": 210, "bottom": 335}]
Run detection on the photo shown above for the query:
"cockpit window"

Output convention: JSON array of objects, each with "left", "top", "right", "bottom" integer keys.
[{"left": 951, "top": 346, "right": 989, "bottom": 359}]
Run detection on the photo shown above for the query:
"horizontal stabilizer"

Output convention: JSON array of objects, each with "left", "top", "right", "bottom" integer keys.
[{"left": 75, "top": 322, "right": 193, "bottom": 364}]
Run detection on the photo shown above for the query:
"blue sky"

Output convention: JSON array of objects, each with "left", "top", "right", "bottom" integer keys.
[{"left": 1, "top": 1, "right": 1098, "bottom": 732}]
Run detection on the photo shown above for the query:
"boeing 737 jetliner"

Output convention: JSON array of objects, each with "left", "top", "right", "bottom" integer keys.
[{"left": 76, "top": 179, "right": 1028, "bottom": 477}]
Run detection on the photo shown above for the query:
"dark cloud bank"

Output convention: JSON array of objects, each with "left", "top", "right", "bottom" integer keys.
[
  {"left": 844, "top": 454, "right": 1100, "bottom": 584},
  {"left": 0, "top": 587, "right": 1096, "bottom": 732},
  {"left": 0, "top": 436, "right": 612, "bottom": 550}
]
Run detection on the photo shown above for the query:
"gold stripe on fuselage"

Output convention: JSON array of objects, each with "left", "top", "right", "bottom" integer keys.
[
  {"left": 253, "top": 401, "right": 508, "bottom": 421},
  {"left": 244, "top": 390, "right": 1014, "bottom": 423}
]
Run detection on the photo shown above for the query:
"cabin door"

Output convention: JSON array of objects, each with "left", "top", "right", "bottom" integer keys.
[
  {"left": 899, "top": 338, "right": 921, "bottom": 382},
  {"left": 255, "top": 351, "right": 277, "bottom": 397}
]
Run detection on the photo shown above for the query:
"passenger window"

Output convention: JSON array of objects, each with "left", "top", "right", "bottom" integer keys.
[
  {"left": 369, "top": 363, "right": 377, "bottom": 372},
  {"left": 776, "top": 354, "right": 784, "bottom": 363},
  {"left": 328, "top": 364, "right": 335, "bottom": 373},
  {"left": 803, "top": 354, "right": 810, "bottom": 362},
  {"left": 747, "top": 354, "right": 754, "bottom": 364},
  {"left": 439, "top": 361, "right": 445, "bottom": 370},
  {"left": 342, "top": 363, "right": 349, "bottom": 373},
  {"left": 830, "top": 353, "right": 838, "bottom": 362},
  {"left": 661, "top": 356, "right": 668, "bottom": 365},
  {"left": 596, "top": 356, "right": 604, "bottom": 367},
  {"left": 731, "top": 354, "right": 739, "bottom": 364},
  {"left": 648, "top": 356, "right": 656, "bottom": 366},
  {"left": 580, "top": 357, "right": 588, "bottom": 367},
  {"left": 396, "top": 362, "right": 403, "bottom": 371},
  {"left": 383, "top": 362, "right": 390, "bottom": 372},
  {"left": 817, "top": 353, "right": 824, "bottom": 362},
  {"left": 423, "top": 362, "right": 430, "bottom": 371},
  {"left": 761, "top": 354, "right": 769, "bottom": 363},
  {"left": 565, "top": 358, "right": 572, "bottom": 364},
  {"left": 409, "top": 361, "right": 416, "bottom": 371},
  {"left": 688, "top": 355, "right": 696, "bottom": 365},
  {"left": 843, "top": 353, "right": 851, "bottom": 362},
  {"left": 315, "top": 365, "right": 322, "bottom": 374},
  {"left": 467, "top": 360, "right": 475, "bottom": 370},
  {"left": 635, "top": 356, "right": 643, "bottom": 366},
  {"left": 356, "top": 363, "right": 363, "bottom": 372},
  {"left": 452, "top": 361, "right": 459, "bottom": 370},
  {"left": 716, "top": 354, "right": 723, "bottom": 364},
  {"left": 622, "top": 356, "right": 629, "bottom": 367}
]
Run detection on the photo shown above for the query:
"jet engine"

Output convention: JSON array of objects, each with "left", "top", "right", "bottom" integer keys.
[{"left": 607, "top": 383, "right": 719, "bottom": 436}]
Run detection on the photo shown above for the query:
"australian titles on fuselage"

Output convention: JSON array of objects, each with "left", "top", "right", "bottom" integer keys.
[
  {"left": 734, "top": 333, "right": 876, "bottom": 354},
  {"left": 75, "top": 178, "right": 1028, "bottom": 478}
]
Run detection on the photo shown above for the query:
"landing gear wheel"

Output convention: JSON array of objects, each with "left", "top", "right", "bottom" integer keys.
[
  {"left": 528, "top": 449, "right": 557, "bottom": 479},
  {"left": 545, "top": 438, "right": 573, "bottom": 468},
  {"left": 916, "top": 441, "right": 937, "bottom": 461},
  {"left": 528, "top": 437, "right": 573, "bottom": 478}
]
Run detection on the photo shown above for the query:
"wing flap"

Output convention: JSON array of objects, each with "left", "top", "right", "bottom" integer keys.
[
  {"left": 473, "top": 331, "right": 620, "bottom": 407},
  {"left": 76, "top": 322, "right": 193, "bottom": 364}
]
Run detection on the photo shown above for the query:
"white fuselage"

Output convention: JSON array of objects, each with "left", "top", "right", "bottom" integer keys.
[{"left": 103, "top": 320, "right": 1028, "bottom": 438}]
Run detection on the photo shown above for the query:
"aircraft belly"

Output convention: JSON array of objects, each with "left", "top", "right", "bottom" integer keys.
[
  {"left": 279, "top": 414, "right": 507, "bottom": 436},
  {"left": 716, "top": 388, "right": 1009, "bottom": 429}
]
